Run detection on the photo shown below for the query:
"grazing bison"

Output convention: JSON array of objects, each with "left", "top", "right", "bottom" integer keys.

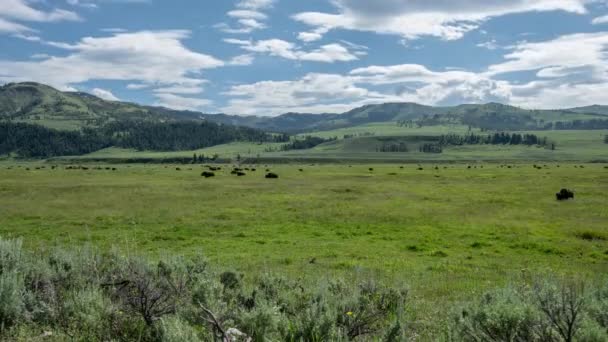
[
  {"left": 201, "top": 171, "right": 215, "bottom": 178},
  {"left": 369, "top": 168, "right": 374, "bottom": 171},
  {"left": 176, "top": 168, "right": 181, "bottom": 171},
  {"left": 265, "top": 172, "right": 279, "bottom": 179},
  {"left": 236, "top": 171, "right": 246, "bottom": 176},
  {"left": 556, "top": 189, "right": 574, "bottom": 201}
]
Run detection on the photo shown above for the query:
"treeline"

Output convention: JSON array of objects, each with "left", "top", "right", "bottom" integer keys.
[
  {"left": 102, "top": 121, "right": 287, "bottom": 152},
  {"left": 377, "top": 142, "right": 409, "bottom": 152},
  {"left": 553, "top": 119, "right": 608, "bottom": 130},
  {"left": 419, "top": 143, "right": 442, "bottom": 153},
  {"left": 0, "top": 122, "right": 111, "bottom": 158},
  {"left": 0, "top": 121, "right": 286, "bottom": 158},
  {"left": 438, "top": 132, "right": 549, "bottom": 147},
  {"left": 1, "top": 238, "right": 607, "bottom": 341},
  {"left": 280, "top": 136, "right": 335, "bottom": 151},
  {"left": 604, "top": 135, "right": 608, "bottom": 144}
]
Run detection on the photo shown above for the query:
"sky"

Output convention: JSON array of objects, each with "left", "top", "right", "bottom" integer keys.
[{"left": 1, "top": 0, "right": 608, "bottom": 116}]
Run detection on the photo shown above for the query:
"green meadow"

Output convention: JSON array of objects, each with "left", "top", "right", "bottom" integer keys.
[
  {"left": 1, "top": 162, "right": 607, "bottom": 304},
  {"left": 59, "top": 127, "right": 608, "bottom": 163}
]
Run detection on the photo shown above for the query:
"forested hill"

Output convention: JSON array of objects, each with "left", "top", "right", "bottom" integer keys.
[
  {"left": 0, "top": 121, "right": 288, "bottom": 158},
  {"left": 0, "top": 82, "right": 206, "bottom": 130},
  {"left": 2, "top": 82, "right": 608, "bottom": 134}
]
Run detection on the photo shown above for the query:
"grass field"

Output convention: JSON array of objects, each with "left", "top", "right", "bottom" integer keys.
[
  {"left": 58, "top": 127, "right": 608, "bottom": 163},
  {"left": 1, "top": 163, "right": 606, "bottom": 306}
]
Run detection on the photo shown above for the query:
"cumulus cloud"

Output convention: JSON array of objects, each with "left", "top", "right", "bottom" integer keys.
[
  {"left": 0, "top": 30, "right": 224, "bottom": 89},
  {"left": 222, "top": 31, "right": 608, "bottom": 115},
  {"left": 221, "top": 63, "right": 513, "bottom": 115},
  {"left": 216, "top": 0, "right": 275, "bottom": 34},
  {"left": 154, "top": 93, "right": 212, "bottom": 111},
  {"left": 91, "top": 88, "right": 120, "bottom": 101},
  {"left": 592, "top": 14, "right": 608, "bottom": 25},
  {"left": 0, "top": 30, "right": 228, "bottom": 112},
  {"left": 222, "top": 72, "right": 388, "bottom": 115},
  {"left": 224, "top": 38, "right": 363, "bottom": 63},
  {"left": 486, "top": 31, "right": 608, "bottom": 108},
  {"left": 0, "top": 0, "right": 80, "bottom": 34},
  {"left": 487, "top": 32, "right": 608, "bottom": 77},
  {"left": 292, "top": 0, "right": 588, "bottom": 42}
]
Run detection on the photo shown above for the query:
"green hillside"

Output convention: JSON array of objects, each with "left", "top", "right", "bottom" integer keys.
[
  {"left": 0, "top": 82, "right": 202, "bottom": 130},
  {"left": 2, "top": 82, "right": 608, "bottom": 133}
]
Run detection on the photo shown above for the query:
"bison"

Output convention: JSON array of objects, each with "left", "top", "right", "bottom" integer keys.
[
  {"left": 201, "top": 171, "right": 215, "bottom": 178},
  {"left": 265, "top": 172, "right": 279, "bottom": 179},
  {"left": 556, "top": 189, "right": 574, "bottom": 201}
]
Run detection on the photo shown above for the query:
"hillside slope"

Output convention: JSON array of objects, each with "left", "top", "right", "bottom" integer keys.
[
  {"left": 1, "top": 82, "right": 608, "bottom": 133},
  {"left": 0, "top": 82, "right": 202, "bottom": 130}
]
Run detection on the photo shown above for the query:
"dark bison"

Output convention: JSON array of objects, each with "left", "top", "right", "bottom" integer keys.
[
  {"left": 236, "top": 171, "right": 246, "bottom": 176},
  {"left": 265, "top": 172, "right": 279, "bottom": 179},
  {"left": 201, "top": 171, "right": 215, "bottom": 178},
  {"left": 556, "top": 189, "right": 574, "bottom": 201}
]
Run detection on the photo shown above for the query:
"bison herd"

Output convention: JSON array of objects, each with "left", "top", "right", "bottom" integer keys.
[{"left": 198, "top": 165, "right": 279, "bottom": 179}]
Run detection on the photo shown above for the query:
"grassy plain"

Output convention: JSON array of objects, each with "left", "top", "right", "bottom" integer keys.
[
  {"left": 0, "top": 162, "right": 606, "bottom": 306},
  {"left": 61, "top": 127, "right": 608, "bottom": 163}
]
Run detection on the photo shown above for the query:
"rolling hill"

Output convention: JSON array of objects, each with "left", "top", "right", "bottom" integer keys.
[
  {"left": 0, "top": 82, "right": 203, "bottom": 130},
  {"left": 2, "top": 82, "right": 608, "bottom": 133}
]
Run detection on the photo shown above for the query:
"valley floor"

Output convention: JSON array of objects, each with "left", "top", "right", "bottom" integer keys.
[{"left": 0, "top": 162, "right": 606, "bottom": 322}]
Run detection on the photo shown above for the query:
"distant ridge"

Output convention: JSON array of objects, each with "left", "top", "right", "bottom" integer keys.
[{"left": 1, "top": 82, "right": 607, "bottom": 132}]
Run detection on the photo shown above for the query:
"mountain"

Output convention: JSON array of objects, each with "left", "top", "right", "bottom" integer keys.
[
  {"left": 567, "top": 105, "right": 608, "bottom": 116},
  {"left": 0, "top": 82, "right": 203, "bottom": 130},
  {"left": 2, "top": 82, "right": 608, "bottom": 133}
]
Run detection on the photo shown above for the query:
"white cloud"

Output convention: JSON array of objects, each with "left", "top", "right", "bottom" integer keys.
[
  {"left": 229, "top": 54, "right": 255, "bottom": 66},
  {"left": 236, "top": 0, "right": 274, "bottom": 10},
  {"left": 91, "top": 88, "right": 120, "bottom": 101},
  {"left": 292, "top": 0, "right": 588, "bottom": 42},
  {"left": 0, "top": 17, "right": 31, "bottom": 34},
  {"left": 592, "top": 14, "right": 608, "bottom": 24},
  {"left": 227, "top": 10, "right": 267, "bottom": 20},
  {"left": 221, "top": 63, "right": 514, "bottom": 115},
  {"left": 297, "top": 31, "right": 324, "bottom": 42},
  {"left": 222, "top": 72, "right": 387, "bottom": 115},
  {"left": 217, "top": 0, "right": 275, "bottom": 34},
  {"left": 153, "top": 84, "right": 205, "bottom": 95},
  {"left": 222, "top": 28, "right": 608, "bottom": 116},
  {"left": 224, "top": 38, "right": 362, "bottom": 63},
  {"left": 0, "top": 0, "right": 81, "bottom": 22},
  {"left": 0, "top": 30, "right": 224, "bottom": 90},
  {"left": 477, "top": 39, "right": 500, "bottom": 50},
  {"left": 487, "top": 32, "right": 608, "bottom": 76},
  {"left": 0, "top": 0, "right": 80, "bottom": 34},
  {"left": 154, "top": 93, "right": 212, "bottom": 111},
  {"left": 126, "top": 83, "right": 148, "bottom": 90}
]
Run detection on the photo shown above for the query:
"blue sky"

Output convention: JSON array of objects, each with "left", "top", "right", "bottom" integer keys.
[{"left": 1, "top": 0, "right": 608, "bottom": 116}]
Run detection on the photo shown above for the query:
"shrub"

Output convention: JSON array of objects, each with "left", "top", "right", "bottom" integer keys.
[
  {"left": 0, "top": 272, "right": 25, "bottom": 332},
  {"left": 0, "top": 237, "right": 607, "bottom": 341},
  {"left": 453, "top": 288, "right": 538, "bottom": 341}
]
